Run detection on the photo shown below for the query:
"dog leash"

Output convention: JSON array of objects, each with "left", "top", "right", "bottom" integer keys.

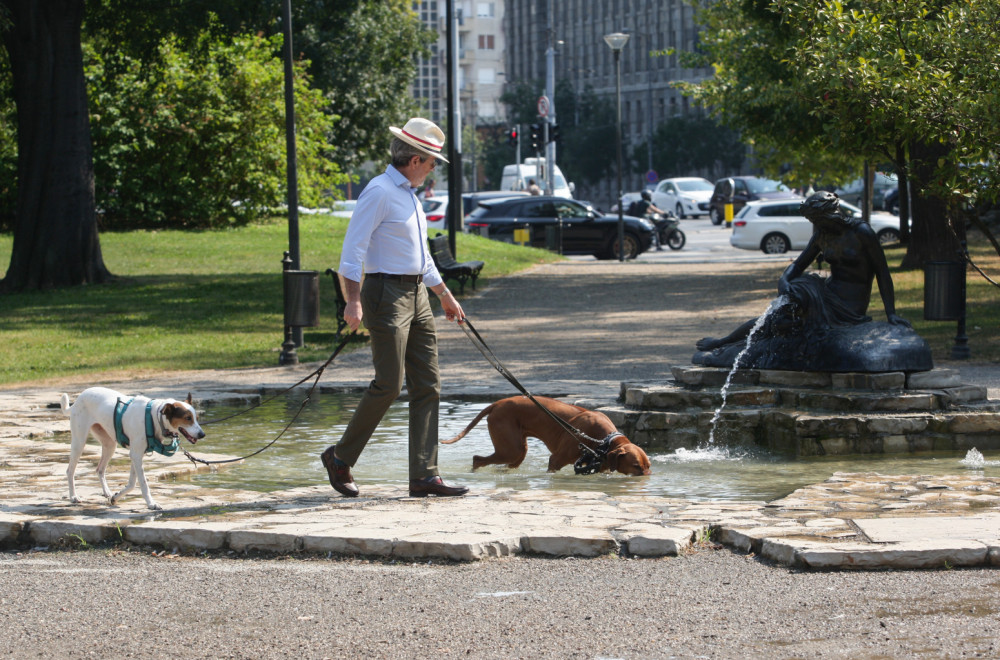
[
  {"left": 182, "top": 333, "right": 355, "bottom": 466},
  {"left": 458, "top": 317, "right": 617, "bottom": 473}
]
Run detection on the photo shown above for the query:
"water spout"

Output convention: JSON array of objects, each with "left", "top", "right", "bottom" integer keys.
[
  {"left": 707, "top": 295, "right": 788, "bottom": 446},
  {"left": 961, "top": 448, "right": 1000, "bottom": 468}
]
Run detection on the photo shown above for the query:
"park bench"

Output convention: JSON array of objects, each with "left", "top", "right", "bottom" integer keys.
[
  {"left": 324, "top": 268, "right": 350, "bottom": 339},
  {"left": 427, "top": 233, "right": 484, "bottom": 295}
]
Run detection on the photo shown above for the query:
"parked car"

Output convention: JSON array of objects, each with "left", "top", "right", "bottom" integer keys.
[
  {"left": 421, "top": 195, "right": 449, "bottom": 231},
  {"left": 730, "top": 198, "right": 902, "bottom": 254},
  {"left": 651, "top": 177, "right": 715, "bottom": 218},
  {"left": 835, "top": 172, "right": 898, "bottom": 210},
  {"left": 709, "top": 176, "right": 798, "bottom": 225},
  {"left": 330, "top": 200, "right": 357, "bottom": 218},
  {"left": 466, "top": 196, "right": 656, "bottom": 260}
]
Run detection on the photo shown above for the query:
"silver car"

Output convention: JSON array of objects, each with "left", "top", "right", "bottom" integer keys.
[{"left": 730, "top": 198, "right": 902, "bottom": 254}]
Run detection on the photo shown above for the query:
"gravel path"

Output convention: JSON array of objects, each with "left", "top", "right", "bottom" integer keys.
[{"left": 2, "top": 549, "right": 999, "bottom": 659}]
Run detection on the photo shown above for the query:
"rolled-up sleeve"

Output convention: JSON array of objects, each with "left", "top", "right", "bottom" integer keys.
[{"left": 338, "top": 183, "right": 385, "bottom": 283}]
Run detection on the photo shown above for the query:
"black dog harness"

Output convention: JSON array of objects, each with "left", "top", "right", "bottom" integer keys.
[{"left": 573, "top": 431, "right": 624, "bottom": 475}]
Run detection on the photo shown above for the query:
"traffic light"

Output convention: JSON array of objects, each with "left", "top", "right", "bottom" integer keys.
[
  {"left": 529, "top": 123, "right": 541, "bottom": 149},
  {"left": 507, "top": 127, "right": 519, "bottom": 146},
  {"left": 548, "top": 122, "right": 559, "bottom": 144}
]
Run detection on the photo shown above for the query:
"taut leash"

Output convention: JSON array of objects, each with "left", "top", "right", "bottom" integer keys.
[
  {"left": 182, "top": 333, "right": 355, "bottom": 466},
  {"left": 458, "top": 317, "right": 618, "bottom": 474}
]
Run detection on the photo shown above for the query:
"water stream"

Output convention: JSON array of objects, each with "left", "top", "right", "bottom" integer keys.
[
  {"left": 158, "top": 392, "right": 1000, "bottom": 502},
  {"left": 706, "top": 295, "right": 787, "bottom": 446}
]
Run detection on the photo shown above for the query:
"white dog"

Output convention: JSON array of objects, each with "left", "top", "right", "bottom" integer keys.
[{"left": 60, "top": 386, "right": 205, "bottom": 510}]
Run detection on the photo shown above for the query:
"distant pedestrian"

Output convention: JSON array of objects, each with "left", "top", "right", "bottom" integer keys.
[
  {"left": 422, "top": 178, "right": 436, "bottom": 199},
  {"left": 527, "top": 179, "right": 541, "bottom": 195}
]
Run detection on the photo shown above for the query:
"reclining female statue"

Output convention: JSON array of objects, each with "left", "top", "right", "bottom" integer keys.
[{"left": 693, "top": 191, "right": 932, "bottom": 373}]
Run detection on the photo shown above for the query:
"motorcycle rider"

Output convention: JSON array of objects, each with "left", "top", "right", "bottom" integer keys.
[{"left": 629, "top": 190, "right": 670, "bottom": 251}]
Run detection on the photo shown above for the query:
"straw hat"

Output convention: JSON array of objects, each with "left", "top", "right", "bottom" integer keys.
[{"left": 389, "top": 118, "right": 449, "bottom": 163}]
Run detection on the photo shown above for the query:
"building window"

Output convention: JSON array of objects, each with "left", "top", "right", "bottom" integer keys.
[
  {"left": 478, "top": 34, "right": 495, "bottom": 50},
  {"left": 476, "top": 2, "right": 494, "bottom": 18}
]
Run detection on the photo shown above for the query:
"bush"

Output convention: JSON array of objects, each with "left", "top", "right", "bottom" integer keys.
[{"left": 86, "top": 31, "right": 346, "bottom": 229}]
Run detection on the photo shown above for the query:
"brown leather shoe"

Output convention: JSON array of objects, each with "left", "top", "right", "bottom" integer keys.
[
  {"left": 320, "top": 447, "right": 358, "bottom": 497},
  {"left": 409, "top": 476, "right": 469, "bottom": 498}
]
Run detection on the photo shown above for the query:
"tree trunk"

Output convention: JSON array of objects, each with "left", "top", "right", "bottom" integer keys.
[
  {"left": 0, "top": 0, "right": 111, "bottom": 291},
  {"left": 899, "top": 140, "right": 962, "bottom": 270}
]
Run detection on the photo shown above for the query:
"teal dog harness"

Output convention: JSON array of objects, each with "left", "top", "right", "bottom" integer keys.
[{"left": 113, "top": 397, "right": 179, "bottom": 457}]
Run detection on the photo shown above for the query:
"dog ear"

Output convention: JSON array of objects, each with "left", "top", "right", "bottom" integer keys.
[
  {"left": 186, "top": 392, "right": 193, "bottom": 405},
  {"left": 603, "top": 447, "right": 624, "bottom": 473}
]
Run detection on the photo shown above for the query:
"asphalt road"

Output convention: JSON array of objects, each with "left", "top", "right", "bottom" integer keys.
[{"left": 2, "top": 548, "right": 999, "bottom": 659}]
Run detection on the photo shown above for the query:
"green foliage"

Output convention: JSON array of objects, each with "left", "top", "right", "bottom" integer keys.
[
  {"left": 632, "top": 115, "right": 746, "bottom": 181},
  {"left": 84, "top": 0, "right": 434, "bottom": 173},
  {"left": 86, "top": 31, "right": 346, "bottom": 229},
  {"left": 0, "top": 46, "right": 14, "bottom": 232},
  {"left": 686, "top": 0, "right": 1000, "bottom": 200}
]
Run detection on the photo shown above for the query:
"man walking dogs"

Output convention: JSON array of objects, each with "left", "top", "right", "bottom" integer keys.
[{"left": 321, "top": 118, "right": 469, "bottom": 498}]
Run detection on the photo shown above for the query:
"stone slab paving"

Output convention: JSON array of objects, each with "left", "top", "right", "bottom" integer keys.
[{"left": 2, "top": 432, "right": 1000, "bottom": 568}]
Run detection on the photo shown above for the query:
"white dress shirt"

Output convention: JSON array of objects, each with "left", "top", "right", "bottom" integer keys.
[{"left": 338, "top": 165, "right": 444, "bottom": 288}]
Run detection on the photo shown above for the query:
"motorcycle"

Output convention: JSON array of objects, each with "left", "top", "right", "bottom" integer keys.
[{"left": 648, "top": 212, "right": 686, "bottom": 250}]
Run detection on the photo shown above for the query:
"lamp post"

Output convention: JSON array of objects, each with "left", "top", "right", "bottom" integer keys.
[{"left": 604, "top": 31, "right": 630, "bottom": 262}]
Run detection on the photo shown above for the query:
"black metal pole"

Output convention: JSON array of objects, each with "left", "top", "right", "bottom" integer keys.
[
  {"left": 951, "top": 241, "right": 970, "bottom": 359},
  {"left": 280, "top": 0, "right": 302, "bottom": 358},
  {"left": 614, "top": 49, "right": 625, "bottom": 262},
  {"left": 445, "top": 0, "right": 462, "bottom": 257}
]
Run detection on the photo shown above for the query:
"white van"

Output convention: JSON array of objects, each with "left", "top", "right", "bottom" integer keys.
[{"left": 500, "top": 158, "right": 574, "bottom": 198}]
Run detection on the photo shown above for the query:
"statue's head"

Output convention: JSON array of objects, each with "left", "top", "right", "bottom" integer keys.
[{"left": 800, "top": 191, "right": 843, "bottom": 222}]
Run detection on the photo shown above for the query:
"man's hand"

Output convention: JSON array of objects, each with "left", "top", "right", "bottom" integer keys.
[{"left": 345, "top": 300, "right": 363, "bottom": 332}]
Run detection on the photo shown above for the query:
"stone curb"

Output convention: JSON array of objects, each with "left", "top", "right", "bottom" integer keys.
[{"left": 0, "top": 510, "right": 698, "bottom": 561}]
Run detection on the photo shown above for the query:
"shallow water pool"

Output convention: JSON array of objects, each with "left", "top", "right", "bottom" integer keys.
[{"left": 178, "top": 393, "right": 1000, "bottom": 501}]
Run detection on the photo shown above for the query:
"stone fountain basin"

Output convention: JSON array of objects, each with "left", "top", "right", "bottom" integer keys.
[{"left": 592, "top": 367, "right": 1000, "bottom": 457}]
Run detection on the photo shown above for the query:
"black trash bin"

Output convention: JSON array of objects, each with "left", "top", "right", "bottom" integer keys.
[
  {"left": 923, "top": 261, "right": 964, "bottom": 321},
  {"left": 283, "top": 270, "right": 320, "bottom": 327}
]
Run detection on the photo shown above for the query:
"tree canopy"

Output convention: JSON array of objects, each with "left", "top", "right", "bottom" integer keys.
[{"left": 683, "top": 0, "right": 1000, "bottom": 263}]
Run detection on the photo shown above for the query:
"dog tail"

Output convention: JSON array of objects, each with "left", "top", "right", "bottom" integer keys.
[
  {"left": 59, "top": 393, "right": 71, "bottom": 416},
  {"left": 441, "top": 404, "right": 495, "bottom": 444}
]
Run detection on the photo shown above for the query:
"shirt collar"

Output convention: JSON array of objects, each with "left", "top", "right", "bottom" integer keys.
[{"left": 385, "top": 164, "right": 417, "bottom": 193}]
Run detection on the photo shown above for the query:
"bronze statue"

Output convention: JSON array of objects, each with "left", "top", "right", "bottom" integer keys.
[{"left": 694, "top": 191, "right": 932, "bottom": 373}]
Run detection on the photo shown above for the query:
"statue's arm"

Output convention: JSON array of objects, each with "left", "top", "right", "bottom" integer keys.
[
  {"left": 866, "top": 229, "right": 911, "bottom": 326},
  {"left": 778, "top": 239, "right": 820, "bottom": 295}
]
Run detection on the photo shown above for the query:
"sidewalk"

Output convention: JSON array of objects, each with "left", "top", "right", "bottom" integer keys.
[{"left": 2, "top": 259, "right": 999, "bottom": 569}]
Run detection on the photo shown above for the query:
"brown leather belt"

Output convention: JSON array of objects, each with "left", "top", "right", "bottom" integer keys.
[{"left": 367, "top": 273, "right": 423, "bottom": 284}]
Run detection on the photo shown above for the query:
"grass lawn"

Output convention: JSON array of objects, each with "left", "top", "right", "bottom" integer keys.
[
  {"left": 0, "top": 221, "right": 996, "bottom": 386},
  {"left": 0, "top": 216, "right": 561, "bottom": 386},
  {"left": 885, "top": 241, "right": 1000, "bottom": 363}
]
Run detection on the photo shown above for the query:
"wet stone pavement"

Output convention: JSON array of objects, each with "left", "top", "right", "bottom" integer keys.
[{"left": 2, "top": 392, "right": 1000, "bottom": 569}]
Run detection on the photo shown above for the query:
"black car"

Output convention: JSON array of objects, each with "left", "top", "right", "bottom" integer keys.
[
  {"left": 708, "top": 176, "right": 798, "bottom": 225},
  {"left": 465, "top": 196, "right": 655, "bottom": 259}
]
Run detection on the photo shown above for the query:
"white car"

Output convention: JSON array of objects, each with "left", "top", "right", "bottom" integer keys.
[
  {"left": 650, "top": 177, "right": 715, "bottom": 218},
  {"left": 421, "top": 195, "right": 449, "bottom": 232},
  {"left": 730, "top": 198, "right": 902, "bottom": 254}
]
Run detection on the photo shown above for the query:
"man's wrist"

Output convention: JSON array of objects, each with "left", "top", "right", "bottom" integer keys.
[{"left": 438, "top": 287, "right": 451, "bottom": 298}]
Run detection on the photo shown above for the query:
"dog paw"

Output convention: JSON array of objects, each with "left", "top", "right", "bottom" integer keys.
[
  {"left": 146, "top": 502, "right": 162, "bottom": 511},
  {"left": 69, "top": 496, "right": 81, "bottom": 504}
]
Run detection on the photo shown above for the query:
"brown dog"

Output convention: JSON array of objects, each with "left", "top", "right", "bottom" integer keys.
[{"left": 442, "top": 395, "right": 651, "bottom": 476}]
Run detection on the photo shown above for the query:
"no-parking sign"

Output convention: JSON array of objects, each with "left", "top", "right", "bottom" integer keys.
[{"left": 537, "top": 95, "right": 550, "bottom": 118}]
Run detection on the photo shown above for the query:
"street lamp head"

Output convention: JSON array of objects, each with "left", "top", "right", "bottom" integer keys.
[{"left": 603, "top": 32, "right": 630, "bottom": 52}]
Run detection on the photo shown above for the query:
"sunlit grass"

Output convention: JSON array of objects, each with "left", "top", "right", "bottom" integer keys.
[{"left": 0, "top": 216, "right": 561, "bottom": 385}]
